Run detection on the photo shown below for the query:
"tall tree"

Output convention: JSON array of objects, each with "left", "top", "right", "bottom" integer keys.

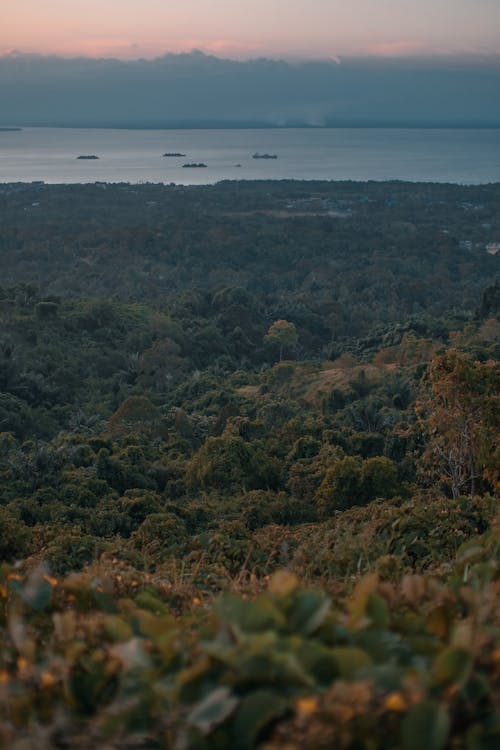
[
  {"left": 264, "top": 319, "right": 298, "bottom": 361},
  {"left": 417, "top": 349, "right": 499, "bottom": 498}
]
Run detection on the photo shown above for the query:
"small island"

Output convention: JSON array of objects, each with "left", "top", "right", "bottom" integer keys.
[
  {"left": 252, "top": 152, "right": 278, "bottom": 159},
  {"left": 163, "top": 152, "right": 186, "bottom": 157},
  {"left": 0, "top": 127, "right": 22, "bottom": 132},
  {"left": 182, "top": 162, "right": 207, "bottom": 168},
  {"left": 77, "top": 155, "right": 99, "bottom": 160}
]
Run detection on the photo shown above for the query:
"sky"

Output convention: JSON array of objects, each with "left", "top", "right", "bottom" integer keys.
[{"left": 2, "top": 0, "right": 500, "bottom": 59}]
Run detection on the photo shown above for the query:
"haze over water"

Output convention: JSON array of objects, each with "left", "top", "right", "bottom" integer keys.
[{"left": 1, "top": 127, "right": 499, "bottom": 185}]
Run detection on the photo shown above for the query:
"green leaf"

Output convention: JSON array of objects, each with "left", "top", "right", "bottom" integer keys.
[
  {"left": 231, "top": 689, "right": 288, "bottom": 749},
  {"left": 9, "top": 567, "right": 53, "bottom": 611},
  {"left": 330, "top": 647, "right": 372, "bottom": 679},
  {"left": 214, "top": 593, "right": 285, "bottom": 633},
  {"left": 238, "top": 646, "right": 313, "bottom": 688},
  {"left": 69, "top": 657, "right": 119, "bottom": 714},
  {"left": 205, "top": 632, "right": 313, "bottom": 688},
  {"left": 104, "top": 615, "right": 134, "bottom": 642},
  {"left": 134, "top": 590, "right": 171, "bottom": 616},
  {"left": 296, "top": 641, "right": 338, "bottom": 684},
  {"left": 187, "top": 686, "right": 239, "bottom": 735},
  {"left": 434, "top": 647, "right": 473, "bottom": 687},
  {"left": 288, "top": 591, "right": 331, "bottom": 635},
  {"left": 354, "top": 627, "right": 406, "bottom": 662},
  {"left": 402, "top": 701, "right": 450, "bottom": 750},
  {"left": 366, "top": 593, "right": 390, "bottom": 628}
]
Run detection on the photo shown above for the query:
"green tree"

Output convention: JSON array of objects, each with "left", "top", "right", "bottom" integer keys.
[
  {"left": 264, "top": 319, "right": 298, "bottom": 361},
  {"left": 108, "top": 396, "right": 162, "bottom": 438},
  {"left": 131, "top": 512, "right": 187, "bottom": 558},
  {"left": 187, "top": 435, "right": 280, "bottom": 492},
  {"left": 0, "top": 508, "right": 31, "bottom": 560},
  {"left": 417, "top": 349, "right": 500, "bottom": 498},
  {"left": 315, "top": 456, "right": 363, "bottom": 516},
  {"left": 360, "top": 456, "right": 399, "bottom": 501}
]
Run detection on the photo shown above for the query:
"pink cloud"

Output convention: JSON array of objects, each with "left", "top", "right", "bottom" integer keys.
[
  {"left": 31, "top": 36, "right": 263, "bottom": 60},
  {"left": 364, "top": 40, "right": 426, "bottom": 56},
  {"left": 196, "top": 39, "right": 261, "bottom": 56}
]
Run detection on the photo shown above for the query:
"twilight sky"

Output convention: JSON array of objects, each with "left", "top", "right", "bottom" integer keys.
[{"left": 2, "top": 0, "right": 500, "bottom": 59}]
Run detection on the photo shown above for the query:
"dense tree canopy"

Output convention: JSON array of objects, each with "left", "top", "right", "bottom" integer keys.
[{"left": 0, "top": 180, "right": 498, "bottom": 748}]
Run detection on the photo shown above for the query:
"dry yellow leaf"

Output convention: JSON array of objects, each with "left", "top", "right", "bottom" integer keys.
[
  {"left": 383, "top": 692, "right": 407, "bottom": 712},
  {"left": 40, "top": 671, "right": 56, "bottom": 688},
  {"left": 296, "top": 696, "right": 319, "bottom": 716}
]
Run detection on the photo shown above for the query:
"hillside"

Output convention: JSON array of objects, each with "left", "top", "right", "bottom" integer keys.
[{"left": 0, "top": 180, "right": 499, "bottom": 748}]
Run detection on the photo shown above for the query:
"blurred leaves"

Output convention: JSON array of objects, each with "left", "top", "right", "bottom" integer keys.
[{"left": 0, "top": 542, "right": 499, "bottom": 748}]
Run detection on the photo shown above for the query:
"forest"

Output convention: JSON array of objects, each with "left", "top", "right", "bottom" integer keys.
[{"left": 0, "top": 179, "right": 499, "bottom": 749}]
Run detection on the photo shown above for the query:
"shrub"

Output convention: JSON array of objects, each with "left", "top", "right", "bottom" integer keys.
[
  {"left": 360, "top": 456, "right": 399, "bottom": 501},
  {"left": 0, "top": 508, "right": 31, "bottom": 560},
  {"left": 315, "top": 456, "right": 363, "bottom": 515}
]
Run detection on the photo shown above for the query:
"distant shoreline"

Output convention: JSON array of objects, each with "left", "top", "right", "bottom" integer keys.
[
  {"left": 1, "top": 123, "right": 499, "bottom": 131},
  {"left": 1, "top": 178, "right": 500, "bottom": 190}
]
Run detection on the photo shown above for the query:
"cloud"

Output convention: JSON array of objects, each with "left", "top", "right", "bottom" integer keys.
[
  {"left": 366, "top": 40, "right": 425, "bottom": 56},
  {"left": 0, "top": 52, "right": 498, "bottom": 128}
]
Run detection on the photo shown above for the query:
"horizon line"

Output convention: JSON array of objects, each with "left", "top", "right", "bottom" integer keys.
[
  {"left": 3, "top": 123, "right": 500, "bottom": 131},
  {"left": 1, "top": 48, "right": 500, "bottom": 64}
]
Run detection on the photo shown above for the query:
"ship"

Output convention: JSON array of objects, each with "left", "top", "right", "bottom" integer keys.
[{"left": 252, "top": 153, "right": 277, "bottom": 159}]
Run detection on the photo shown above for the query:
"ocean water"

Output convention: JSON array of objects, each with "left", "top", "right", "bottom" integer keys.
[{"left": 0, "top": 127, "right": 499, "bottom": 185}]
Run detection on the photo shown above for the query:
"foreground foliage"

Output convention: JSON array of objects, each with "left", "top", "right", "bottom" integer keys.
[{"left": 0, "top": 523, "right": 498, "bottom": 749}]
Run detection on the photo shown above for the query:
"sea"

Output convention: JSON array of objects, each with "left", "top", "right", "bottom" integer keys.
[{"left": 0, "top": 127, "right": 499, "bottom": 185}]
